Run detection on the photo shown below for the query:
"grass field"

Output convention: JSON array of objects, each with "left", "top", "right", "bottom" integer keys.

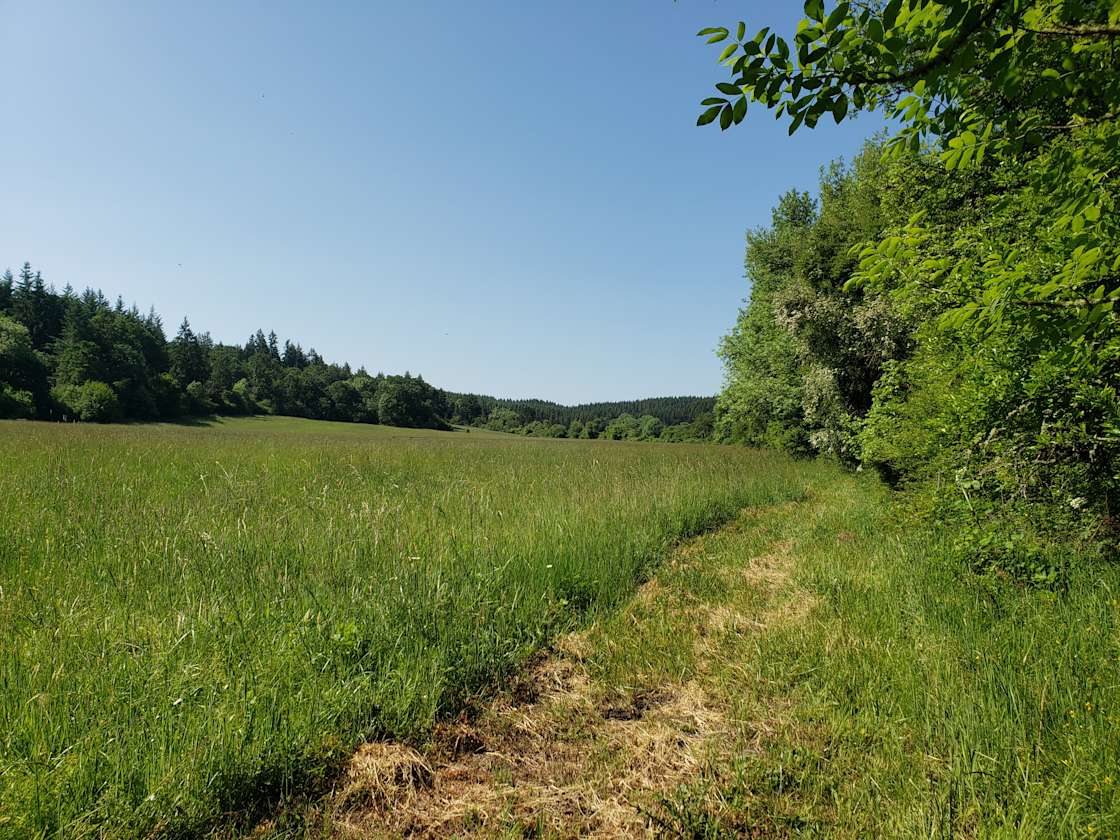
[
  {"left": 297, "top": 473, "right": 1120, "bottom": 838},
  {"left": 4, "top": 416, "right": 1116, "bottom": 838},
  {"left": 648, "top": 480, "right": 1120, "bottom": 838},
  {"left": 0, "top": 417, "right": 823, "bottom": 837}
]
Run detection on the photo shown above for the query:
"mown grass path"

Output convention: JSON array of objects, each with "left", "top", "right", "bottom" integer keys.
[
  {"left": 292, "top": 494, "right": 819, "bottom": 838},
  {"left": 298, "top": 474, "right": 1120, "bottom": 838}
]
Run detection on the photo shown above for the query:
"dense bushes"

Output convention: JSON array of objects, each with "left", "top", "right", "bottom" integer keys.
[
  {"left": 701, "top": 0, "right": 1119, "bottom": 581},
  {"left": 52, "top": 381, "right": 121, "bottom": 423},
  {"left": 716, "top": 137, "right": 1118, "bottom": 581}
]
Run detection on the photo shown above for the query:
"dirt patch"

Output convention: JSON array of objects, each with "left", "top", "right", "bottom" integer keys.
[
  {"left": 329, "top": 660, "right": 727, "bottom": 837},
  {"left": 600, "top": 687, "right": 675, "bottom": 721},
  {"left": 335, "top": 744, "right": 434, "bottom": 813},
  {"left": 738, "top": 540, "right": 794, "bottom": 587}
]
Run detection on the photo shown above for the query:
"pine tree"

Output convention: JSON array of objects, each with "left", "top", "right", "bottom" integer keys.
[
  {"left": 169, "top": 318, "right": 209, "bottom": 387},
  {"left": 0, "top": 270, "right": 13, "bottom": 314}
]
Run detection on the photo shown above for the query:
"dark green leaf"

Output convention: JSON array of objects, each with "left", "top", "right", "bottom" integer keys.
[
  {"left": 825, "top": 2, "right": 849, "bottom": 31},
  {"left": 807, "top": 45, "right": 829, "bottom": 63},
  {"left": 882, "top": 0, "right": 902, "bottom": 28},
  {"left": 733, "top": 96, "right": 748, "bottom": 123},
  {"left": 697, "top": 105, "right": 722, "bottom": 126}
]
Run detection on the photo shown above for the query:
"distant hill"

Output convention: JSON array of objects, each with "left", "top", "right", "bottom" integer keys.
[{"left": 447, "top": 393, "right": 715, "bottom": 427}]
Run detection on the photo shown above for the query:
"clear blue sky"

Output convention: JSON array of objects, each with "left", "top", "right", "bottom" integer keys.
[{"left": 1, "top": 1, "right": 881, "bottom": 404}]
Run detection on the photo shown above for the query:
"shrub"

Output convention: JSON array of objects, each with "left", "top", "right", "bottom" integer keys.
[
  {"left": 0, "top": 386, "right": 35, "bottom": 419},
  {"left": 52, "top": 381, "right": 121, "bottom": 423}
]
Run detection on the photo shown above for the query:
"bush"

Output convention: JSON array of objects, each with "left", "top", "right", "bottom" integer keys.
[
  {"left": 52, "top": 381, "right": 121, "bottom": 423},
  {"left": 0, "top": 386, "right": 35, "bottom": 419}
]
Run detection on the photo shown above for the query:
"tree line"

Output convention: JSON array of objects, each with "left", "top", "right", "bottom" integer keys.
[
  {"left": 0, "top": 267, "right": 451, "bottom": 428},
  {"left": 0, "top": 269, "right": 713, "bottom": 440},
  {"left": 445, "top": 393, "right": 714, "bottom": 441},
  {"left": 469, "top": 406, "right": 714, "bottom": 442},
  {"left": 701, "top": 0, "right": 1118, "bottom": 583},
  {"left": 451, "top": 394, "right": 715, "bottom": 427}
]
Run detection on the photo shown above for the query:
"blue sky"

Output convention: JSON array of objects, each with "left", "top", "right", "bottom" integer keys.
[{"left": 1, "top": 1, "right": 882, "bottom": 404}]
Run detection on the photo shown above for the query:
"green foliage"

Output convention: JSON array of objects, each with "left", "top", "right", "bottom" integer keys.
[
  {"left": 184, "top": 380, "right": 214, "bottom": 415},
  {"left": 716, "top": 147, "right": 909, "bottom": 461},
  {"left": 638, "top": 414, "right": 664, "bottom": 440},
  {"left": 0, "top": 386, "right": 35, "bottom": 419},
  {"left": 518, "top": 420, "right": 569, "bottom": 438},
  {"left": 484, "top": 407, "right": 524, "bottom": 433},
  {"left": 0, "top": 268, "right": 461, "bottom": 430},
  {"left": 51, "top": 380, "right": 121, "bottom": 422},
  {"left": 460, "top": 393, "right": 716, "bottom": 430},
  {"left": 477, "top": 401, "right": 714, "bottom": 443},
  {"left": 703, "top": 0, "right": 1120, "bottom": 574},
  {"left": 0, "top": 264, "right": 718, "bottom": 439},
  {"left": 603, "top": 413, "right": 640, "bottom": 440},
  {"left": 169, "top": 318, "right": 209, "bottom": 388},
  {"left": 374, "top": 374, "right": 449, "bottom": 430},
  {"left": 0, "top": 314, "right": 46, "bottom": 417}
]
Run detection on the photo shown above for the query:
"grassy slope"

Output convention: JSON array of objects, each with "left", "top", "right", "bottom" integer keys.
[
  {"left": 309, "top": 471, "right": 1120, "bottom": 838},
  {"left": 0, "top": 417, "right": 819, "bottom": 838}
]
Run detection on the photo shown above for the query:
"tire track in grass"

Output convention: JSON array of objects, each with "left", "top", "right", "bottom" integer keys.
[{"left": 283, "top": 495, "right": 823, "bottom": 838}]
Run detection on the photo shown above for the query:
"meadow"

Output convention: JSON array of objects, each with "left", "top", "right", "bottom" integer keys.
[{"left": 0, "top": 417, "right": 822, "bottom": 837}]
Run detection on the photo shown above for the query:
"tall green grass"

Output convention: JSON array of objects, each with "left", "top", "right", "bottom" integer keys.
[
  {"left": 665, "top": 478, "right": 1120, "bottom": 837},
  {"left": 789, "top": 486, "right": 1120, "bottom": 837},
  {"left": 0, "top": 417, "right": 819, "bottom": 837}
]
